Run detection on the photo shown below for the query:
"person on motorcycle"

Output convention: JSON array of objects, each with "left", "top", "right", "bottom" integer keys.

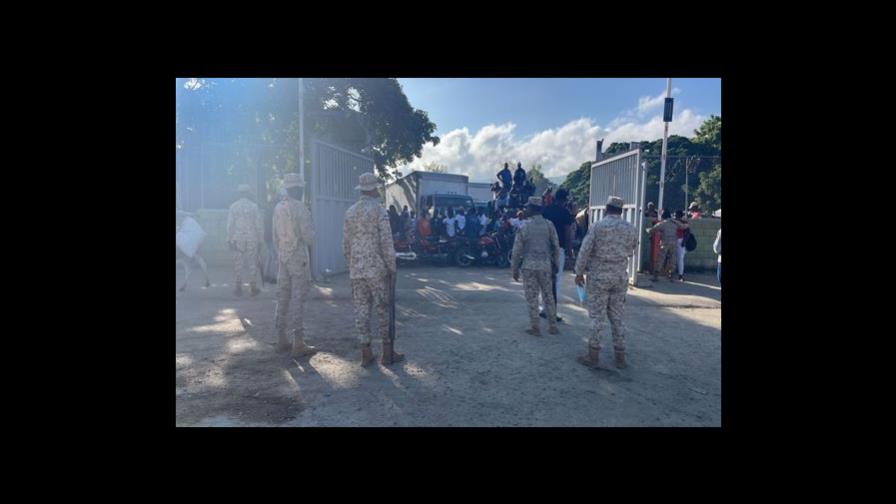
[{"left": 416, "top": 211, "right": 431, "bottom": 242}]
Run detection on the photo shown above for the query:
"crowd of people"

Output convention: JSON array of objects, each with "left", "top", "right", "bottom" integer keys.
[{"left": 177, "top": 169, "right": 722, "bottom": 371}]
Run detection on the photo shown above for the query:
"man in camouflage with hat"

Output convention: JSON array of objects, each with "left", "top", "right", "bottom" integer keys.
[
  {"left": 574, "top": 195, "right": 638, "bottom": 369},
  {"left": 272, "top": 172, "right": 317, "bottom": 358},
  {"left": 343, "top": 172, "right": 403, "bottom": 367},
  {"left": 646, "top": 209, "right": 689, "bottom": 281},
  {"left": 511, "top": 196, "right": 561, "bottom": 336},
  {"left": 227, "top": 183, "right": 264, "bottom": 297}
]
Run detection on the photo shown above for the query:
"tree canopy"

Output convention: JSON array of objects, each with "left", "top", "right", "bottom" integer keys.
[
  {"left": 175, "top": 78, "right": 440, "bottom": 184},
  {"left": 559, "top": 116, "right": 722, "bottom": 213},
  {"left": 525, "top": 164, "right": 556, "bottom": 197}
]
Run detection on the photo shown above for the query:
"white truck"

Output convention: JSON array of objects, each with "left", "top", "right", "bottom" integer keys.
[
  {"left": 385, "top": 171, "right": 474, "bottom": 217},
  {"left": 467, "top": 182, "right": 493, "bottom": 205}
]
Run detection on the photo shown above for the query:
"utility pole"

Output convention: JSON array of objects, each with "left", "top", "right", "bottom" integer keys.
[
  {"left": 658, "top": 78, "right": 673, "bottom": 217},
  {"left": 684, "top": 155, "right": 696, "bottom": 210},
  {"left": 298, "top": 78, "right": 305, "bottom": 177}
]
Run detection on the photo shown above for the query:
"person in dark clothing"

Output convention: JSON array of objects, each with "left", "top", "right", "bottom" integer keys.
[
  {"left": 388, "top": 205, "right": 400, "bottom": 238},
  {"left": 465, "top": 207, "right": 481, "bottom": 239},
  {"left": 399, "top": 206, "right": 410, "bottom": 240},
  {"left": 513, "top": 162, "right": 526, "bottom": 191},
  {"left": 497, "top": 163, "right": 513, "bottom": 191},
  {"left": 540, "top": 188, "right": 575, "bottom": 323}
]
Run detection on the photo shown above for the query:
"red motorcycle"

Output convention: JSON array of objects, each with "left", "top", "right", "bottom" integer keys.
[
  {"left": 454, "top": 231, "right": 511, "bottom": 268},
  {"left": 394, "top": 234, "right": 454, "bottom": 266}
]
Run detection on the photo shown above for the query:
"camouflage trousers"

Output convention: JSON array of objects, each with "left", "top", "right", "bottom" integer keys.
[
  {"left": 274, "top": 254, "right": 311, "bottom": 340},
  {"left": 351, "top": 274, "right": 390, "bottom": 345},
  {"left": 585, "top": 274, "right": 628, "bottom": 352},
  {"left": 654, "top": 241, "right": 676, "bottom": 278},
  {"left": 233, "top": 240, "right": 259, "bottom": 284},
  {"left": 522, "top": 269, "right": 555, "bottom": 329}
]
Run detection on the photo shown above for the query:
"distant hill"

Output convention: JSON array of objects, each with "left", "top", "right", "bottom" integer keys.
[{"left": 547, "top": 176, "right": 566, "bottom": 186}]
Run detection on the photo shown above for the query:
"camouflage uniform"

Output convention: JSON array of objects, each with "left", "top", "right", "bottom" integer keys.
[
  {"left": 511, "top": 213, "right": 560, "bottom": 332},
  {"left": 647, "top": 219, "right": 685, "bottom": 278},
  {"left": 273, "top": 197, "right": 314, "bottom": 343},
  {"left": 574, "top": 213, "right": 638, "bottom": 353},
  {"left": 227, "top": 197, "right": 264, "bottom": 285},
  {"left": 344, "top": 194, "right": 396, "bottom": 345}
]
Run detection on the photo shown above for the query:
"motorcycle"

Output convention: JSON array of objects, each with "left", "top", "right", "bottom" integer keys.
[
  {"left": 454, "top": 231, "right": 512, "bottom": 268},
  {"left": 394, "top": 233, "right": 454, "bottom": 266}
]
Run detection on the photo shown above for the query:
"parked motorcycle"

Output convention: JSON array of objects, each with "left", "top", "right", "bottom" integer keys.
[
  {"left": 454, "top": 231, "right": 512, "bottom": 268},
  {"left": 394, "top": 235, "right": 454, "bottom": 266}
]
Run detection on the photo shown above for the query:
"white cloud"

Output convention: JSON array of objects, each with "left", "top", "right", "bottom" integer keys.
[
  {"left": 635, "top": 87, "right": 682, "bottom": 116},
  {"left": 400, "top": 104, "right": 706, "bottom": 182}
]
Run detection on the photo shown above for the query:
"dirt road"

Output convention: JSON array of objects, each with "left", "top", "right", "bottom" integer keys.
[{"left": 176, "top": 265, "right": 721, "bottom": 427}]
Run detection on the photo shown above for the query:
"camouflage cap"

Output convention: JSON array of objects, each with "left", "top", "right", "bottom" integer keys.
[
  {"left": 606, "top": 195, "right": 624, "bottom": 208},
  {"left": 283, "top": 172, "right": 305, "bottom": 189},
  {"left": 355, "top": 172, "right": 381, "bottom": 191}
]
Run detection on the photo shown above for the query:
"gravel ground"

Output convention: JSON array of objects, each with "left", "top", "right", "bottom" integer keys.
[{"left": 176, "top": 264, "right": 721, "bottom": 427}]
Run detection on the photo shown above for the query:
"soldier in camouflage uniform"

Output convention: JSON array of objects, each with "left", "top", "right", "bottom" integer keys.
[
  {"left": 344, "top": 172, "right": 403, "bottom": 367},
  {"left": 646, "top": 209, "right": 688, "bottom": 281},
  {"left": 227, "top": 184, "right": 264, "bottom": 297},
  {"left": 272, "top": 173, "right": 317, "bottom": 358},
  {"left": 511, "top": 196, "right": 560, "bottom": 336},
  {"left": 574, "top": 196, "right": 638, "bottom": 369}
]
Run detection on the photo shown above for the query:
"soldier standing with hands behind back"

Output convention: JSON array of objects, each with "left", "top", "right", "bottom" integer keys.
[
  {"left": 344, "top": 172, "right": 404, "bottom": 367},
  {"left": 574, "top": 196, "right": 638, "bottom": 369},
  {"left": 272, "top": 173, "right": 317, "bottom": 358},
  {"left": 227, "top": 184, "right": 264, "bottom": 297}
]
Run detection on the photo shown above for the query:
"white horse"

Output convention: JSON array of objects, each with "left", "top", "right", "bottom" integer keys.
[{"left": 176, "top": 212, "right": 210, "bottom": 291}]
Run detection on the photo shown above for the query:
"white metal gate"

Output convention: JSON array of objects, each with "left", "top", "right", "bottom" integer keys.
[
  {"left": 588, "top": 149, "right": 647, "bottom": 285},
  {"left": 309, "top": 139, "right": 375, "bottom": 280}
]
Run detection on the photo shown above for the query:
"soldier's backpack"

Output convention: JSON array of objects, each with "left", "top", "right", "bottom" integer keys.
[{"left": 684, "top": 229, "right": 697, "bottom": 252}]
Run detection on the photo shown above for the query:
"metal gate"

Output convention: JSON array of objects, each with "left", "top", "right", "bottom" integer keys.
[
  {"left": 309, "top": 139, "right": 375, "bottom": 280},
  {"left": 588, "top": 148, "right": 647, "bottom": 285}
]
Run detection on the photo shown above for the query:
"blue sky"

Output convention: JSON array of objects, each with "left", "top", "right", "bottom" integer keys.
[{"left": 396, "top": 78, "right": 721, "bottom": 182}]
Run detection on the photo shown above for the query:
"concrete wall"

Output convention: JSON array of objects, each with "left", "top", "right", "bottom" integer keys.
[{"left": 683, "top": 218, "right": 722, "bottom": 271}]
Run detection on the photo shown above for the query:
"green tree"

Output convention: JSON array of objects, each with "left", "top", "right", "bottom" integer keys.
[
  {"left": 176, "top": 78, "right": 440, "bottom": 184},
  {"left": 559, "top": 161, "right": 593, "bottom": 208},
  {"left": 693, "top": 163, "right": 721, "bottom": 212},
  {"left": 693, "top": 114, "right": 721, "bottom": 152},
  {"left": 526, "top": 164, "right": 556, "bottom": 196},
  {"left": 557, "top": 115, "right": 721, "bottom": 212}
]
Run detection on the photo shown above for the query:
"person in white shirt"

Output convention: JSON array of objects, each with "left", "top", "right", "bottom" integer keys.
[
  {"left": 443, "top": 207, "right": 457, "bottom": 237},
  {"left": 455, "top": 208, "right": 466, "bottom": 233},
  {"left": 479, "top": 211, "right": 488, "bottom": 236},
  {"left": 510, "top": 210, "right": 526, "bottom": 230}
]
